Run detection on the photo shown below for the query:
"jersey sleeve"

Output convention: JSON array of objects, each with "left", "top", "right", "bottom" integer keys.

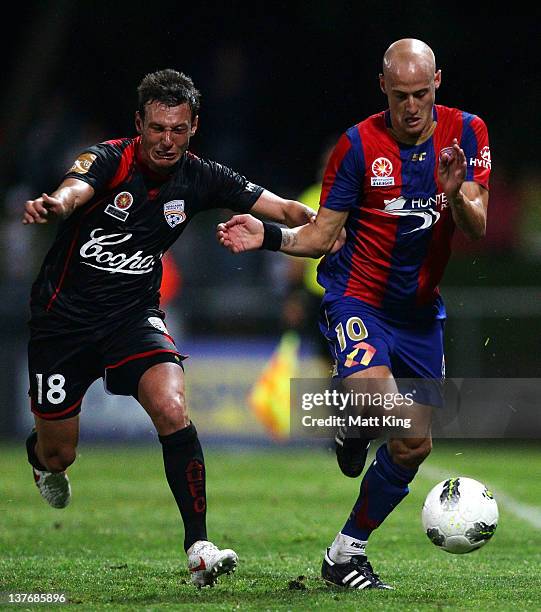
[
  {"left": 198, "top": 159, "right": 264, "bottom": 212},
  {"left": 460, "top": 114, "right": 491, "bottom": 190},
  {"left": 320, "top": 128, "right": 364, "bottom": 211},
  {"left": 63, "top": 141, "right": 123, "bottom": 192}
]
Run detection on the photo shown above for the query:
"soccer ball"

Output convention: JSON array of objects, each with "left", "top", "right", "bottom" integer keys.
[{"left": 421, "top": 477, "right": 499, "bottom": 554}]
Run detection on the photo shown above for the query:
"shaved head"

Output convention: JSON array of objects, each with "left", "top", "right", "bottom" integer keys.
[
  {"left": 379, "top": 38, "right": 440, "bottom": 144},
  {"left": 383, "top": 38, "right": 436, "bottom": 81}
]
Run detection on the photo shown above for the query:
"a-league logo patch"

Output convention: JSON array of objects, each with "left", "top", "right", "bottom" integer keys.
[
  {"left": 163, "top": 200, "right": 186, "bottom": 228},
  {"left": 114, "top": 191, "right": 134, "bottom": 210},
  {"left": 371, "top": 157, "right": 395, "bottom": 187},
  {"left": 105, "top": 191, "right": 134, "bottom": 222}
]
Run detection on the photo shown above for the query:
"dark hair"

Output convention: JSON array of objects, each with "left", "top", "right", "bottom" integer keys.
[{"left": 137, "top": 69, "right": 201, "bottom": 120}]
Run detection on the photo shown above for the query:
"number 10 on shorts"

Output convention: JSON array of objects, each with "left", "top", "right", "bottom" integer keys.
[
  {"left": 335, "top": 317, "right": 376, "bottom": 368},
  {"left": 36, "top": 373, "right": 67, "bottom": 405},
  {"left": 335, "top": 317, "right": 368, "bottom": 351}
]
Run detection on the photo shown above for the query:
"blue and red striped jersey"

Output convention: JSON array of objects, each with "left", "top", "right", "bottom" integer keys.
[{"left": 317, "top": 104, "right": 491, "bottom": 320}]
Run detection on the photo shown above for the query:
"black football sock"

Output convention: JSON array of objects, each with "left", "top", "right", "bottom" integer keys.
[
  {"left": 159, "top": 423, "right": 208, "bottom": 551},
  {"left": 25, "top": 429, "right": 47, "bottom": 471}
]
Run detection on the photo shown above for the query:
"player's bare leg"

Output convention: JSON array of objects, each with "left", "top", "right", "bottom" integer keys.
[
  {"left": 138, "top": 362, "right": 237, "bottom": 587},
  {"left": 386, "top": 395, "right": 433, "bottom": 477},
  {"left": 26, "top": 415, "right": 79, "bottom": 508},
  {"left": 334, "top": 366, "right": 395, "bottom": 478}
]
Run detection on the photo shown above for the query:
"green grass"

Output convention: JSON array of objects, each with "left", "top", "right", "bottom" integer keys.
[{"left": 1, "top": 440, "right": 540, "bottom": 610}]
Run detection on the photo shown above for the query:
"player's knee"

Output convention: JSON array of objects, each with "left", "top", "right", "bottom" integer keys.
[
  {"left": 41, "top": 446, "right": 77, "bottom": 472},
  {"left": 389, "top": 437, "right": 432, "bottom": 469},
  {"left": 151, "top": 392, "right": 189, "bottom": 433}
]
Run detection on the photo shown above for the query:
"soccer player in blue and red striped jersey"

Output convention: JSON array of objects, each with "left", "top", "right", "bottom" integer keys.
[{"left": 218, "top": 38, "right": 490, "bottom": 590}]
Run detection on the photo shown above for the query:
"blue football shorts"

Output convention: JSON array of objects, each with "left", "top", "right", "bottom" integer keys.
[{"left": 319, "top": 294, "right": 445, "bottom": 408}]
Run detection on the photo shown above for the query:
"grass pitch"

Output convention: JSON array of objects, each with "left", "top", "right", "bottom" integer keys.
[{"left": 1, "top": 439, "right": 540, "bottom": 610}]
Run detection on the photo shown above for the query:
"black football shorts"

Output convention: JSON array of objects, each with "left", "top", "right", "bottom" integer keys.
[{"left": 27, "top": 308, "right": 185, "bottom": 420}]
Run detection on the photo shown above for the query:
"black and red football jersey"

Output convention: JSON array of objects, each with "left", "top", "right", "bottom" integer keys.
[{"left": 30, "top": 137, "right": 263, "bottom": 327}]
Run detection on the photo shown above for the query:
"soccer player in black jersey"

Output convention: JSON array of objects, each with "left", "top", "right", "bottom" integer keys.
[{"left": 22, "top": 68, "right": 318, "bottom": 588}]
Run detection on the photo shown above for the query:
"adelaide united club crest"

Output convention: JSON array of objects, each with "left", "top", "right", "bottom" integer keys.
[{"left": 163, "top": 200, "right": 186, "bottom": 228}]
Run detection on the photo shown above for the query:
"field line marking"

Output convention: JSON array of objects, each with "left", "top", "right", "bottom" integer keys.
[{"left": 419, "top": 463, "right": 541, "bottom": 530}]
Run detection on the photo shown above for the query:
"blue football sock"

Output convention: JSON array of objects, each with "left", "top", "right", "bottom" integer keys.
[{"left": 341, "top": 443, "right": 418, "bottom": 541}]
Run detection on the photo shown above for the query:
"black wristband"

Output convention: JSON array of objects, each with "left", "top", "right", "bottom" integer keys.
[{"left": 260, "top": 222, "right": 283, "bottom": 251}]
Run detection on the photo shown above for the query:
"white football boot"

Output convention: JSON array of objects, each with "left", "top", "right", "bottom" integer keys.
[
  {"left": 187, "top": 540, "right": 238, "bottom": 587},
  {"left": 32, "top": 468, "right": 71, "bottom": 508}
]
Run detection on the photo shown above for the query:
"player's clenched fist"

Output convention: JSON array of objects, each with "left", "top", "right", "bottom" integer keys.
[
  {"left": 437, "top": 138, "right": 467, "bottom": 199},
  {"left": 22, "top": 193, "right": 66, "bottom": 225},
  {"left": 217, "top": 214, "right": 264, "bottom": 253}
]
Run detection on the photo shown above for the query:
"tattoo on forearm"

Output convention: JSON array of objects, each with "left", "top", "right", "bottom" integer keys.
[
  {"left": 303, "top": 204, "right": 316, "bottom": 219},
  {"left": 281, "top": 229, "right": 298, "bottom": 249}
]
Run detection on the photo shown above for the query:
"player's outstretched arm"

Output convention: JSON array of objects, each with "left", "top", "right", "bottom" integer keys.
[
  {"left": 217, "top": 206, "right": 347, "bottom": 257},
  {"left": 22, "top": 178, "right": 95, "bottom": 225},
  {"left": 249, "top": 189, "right": 317, "bottom": 227},
  {"left": 438, "top": 138, "right": 488, "bottom": 240},
  {"left": 217, "top": 214, "right": 265, "bottom": 253}
]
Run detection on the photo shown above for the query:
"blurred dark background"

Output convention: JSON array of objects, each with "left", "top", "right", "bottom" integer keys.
[{"left": 0, "top": 2, "right": 540, "bottom": 438}]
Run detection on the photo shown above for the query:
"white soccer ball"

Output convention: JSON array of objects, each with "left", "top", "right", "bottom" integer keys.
[{"left": 421, "top": 477, "right": 499, "bottom": 554}]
